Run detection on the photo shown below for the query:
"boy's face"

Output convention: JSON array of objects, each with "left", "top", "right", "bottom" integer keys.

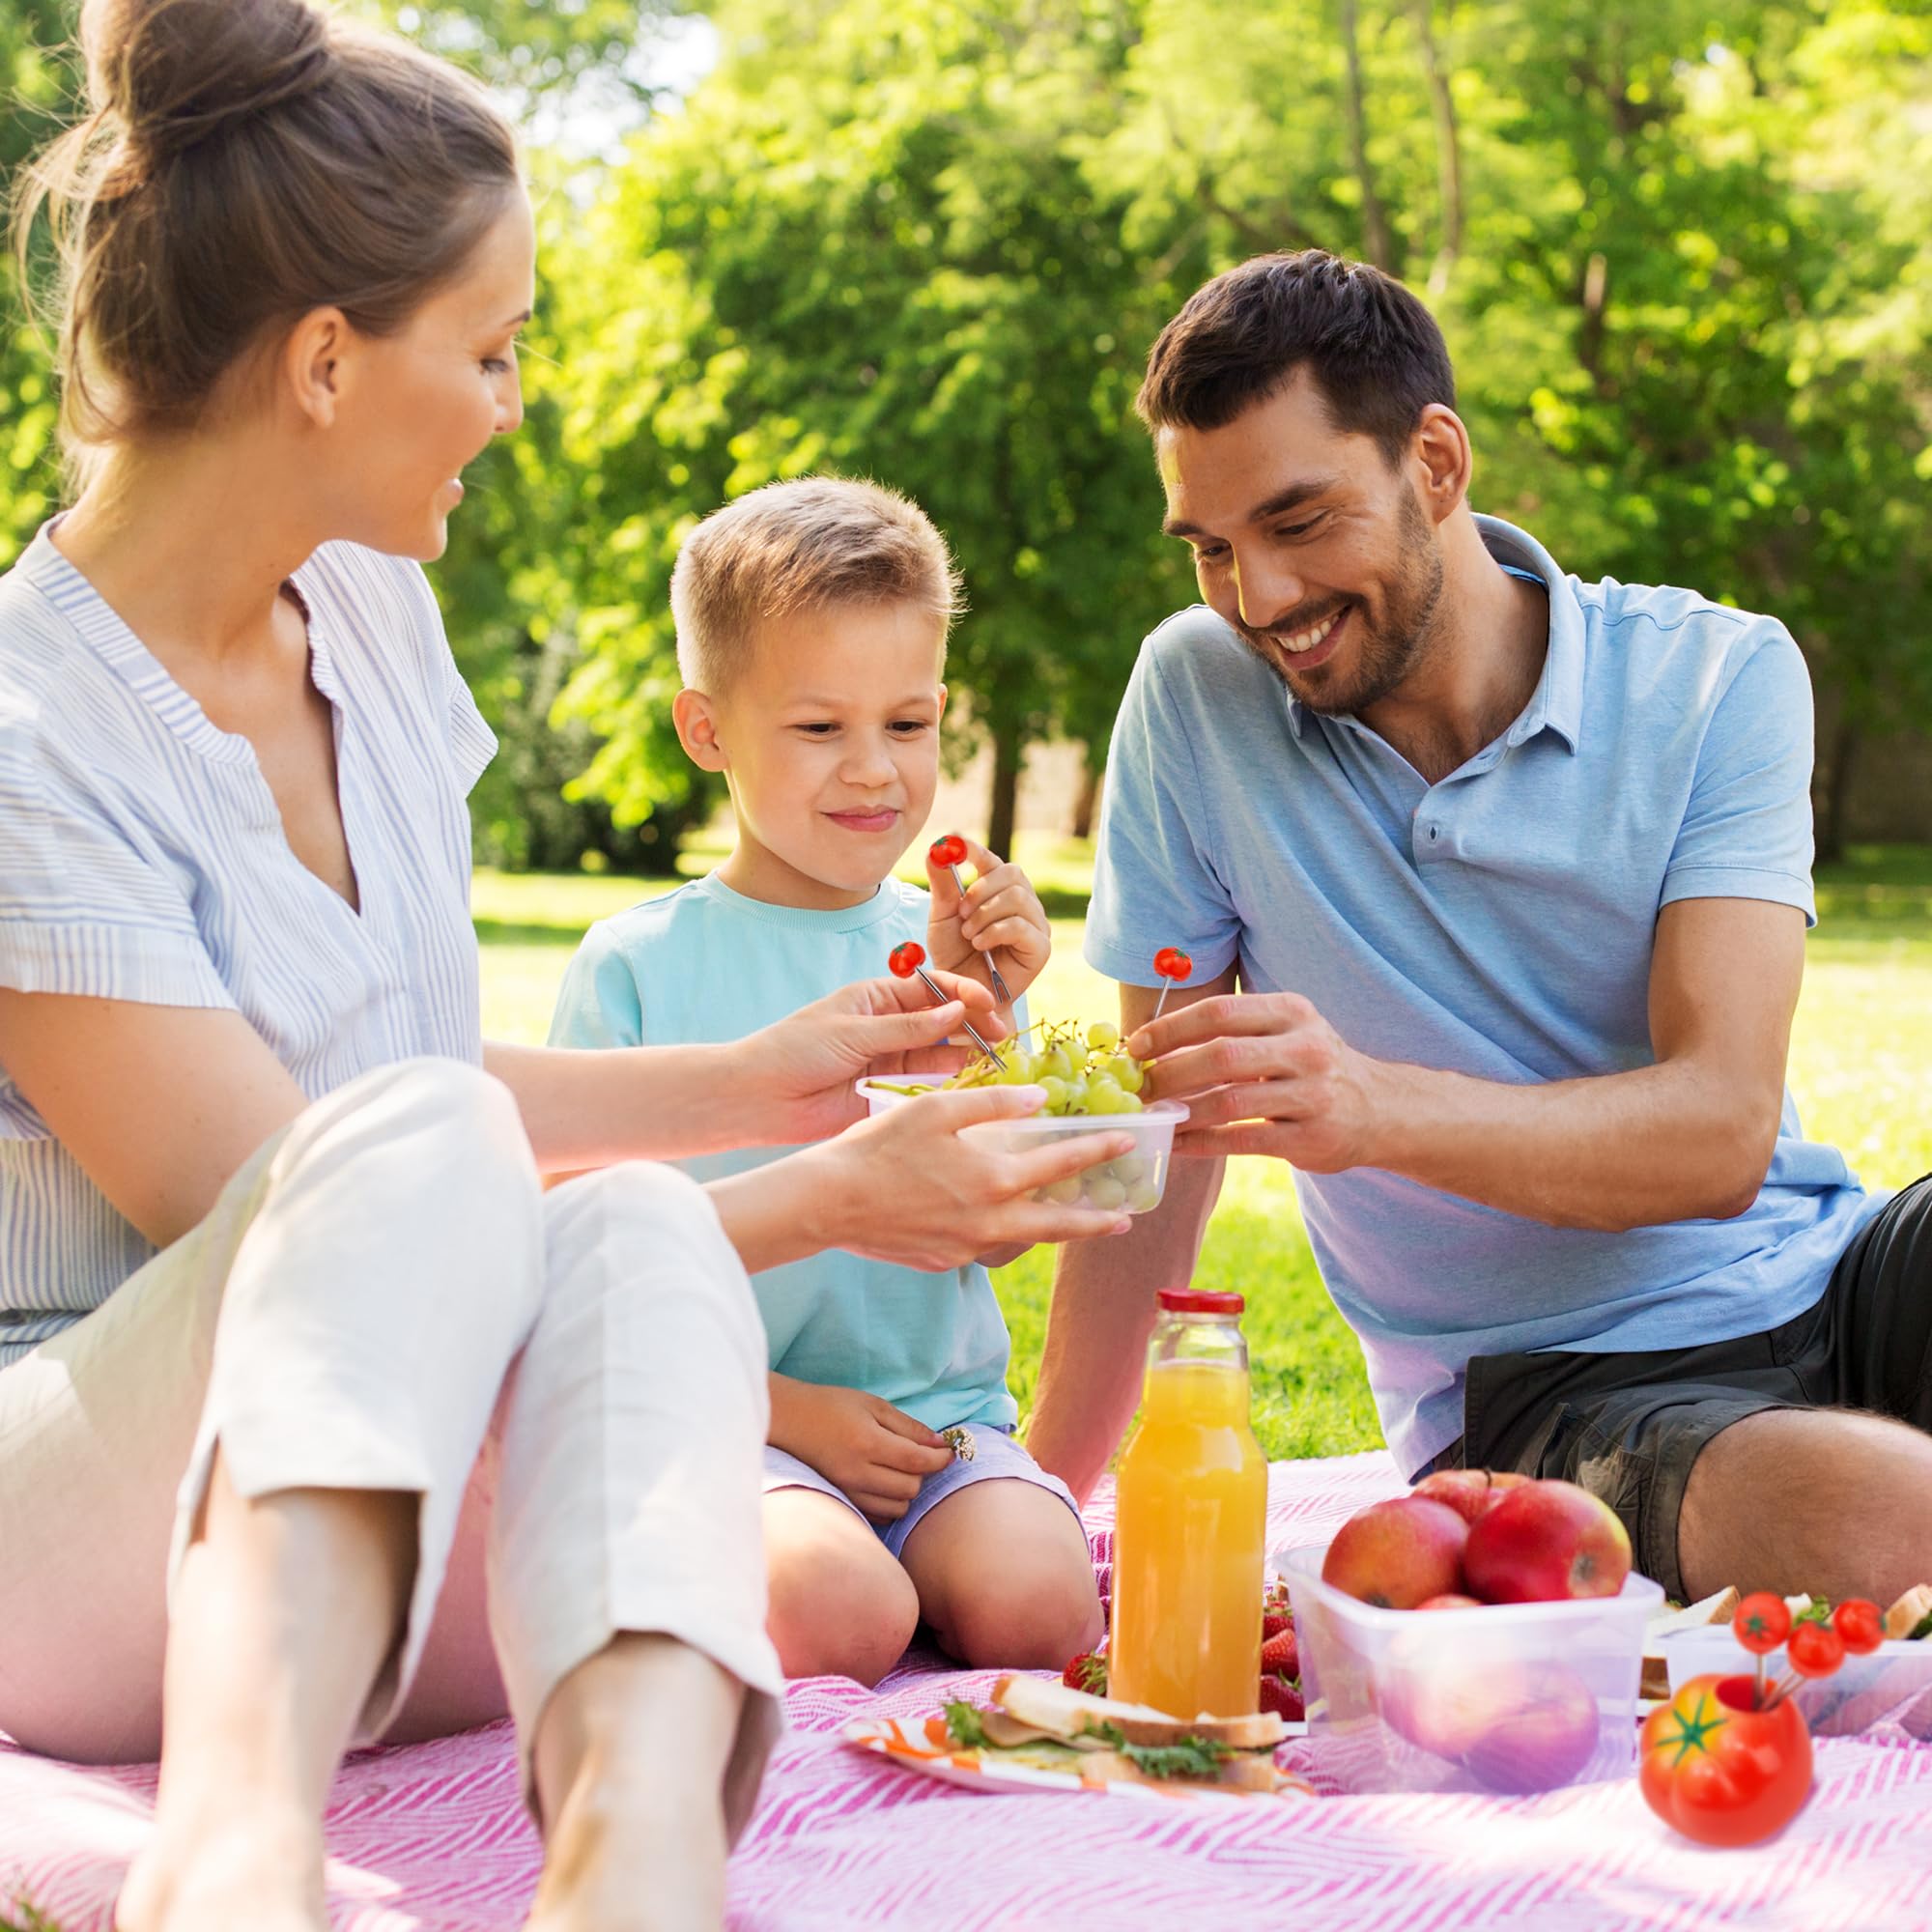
[{"left": 676, "top": 599, "right": 949, "bottom": 909}]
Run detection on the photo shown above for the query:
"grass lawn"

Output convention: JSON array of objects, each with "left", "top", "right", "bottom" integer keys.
[{"left": 475, "top": 838, "right": 1932, "bottom": 1463}]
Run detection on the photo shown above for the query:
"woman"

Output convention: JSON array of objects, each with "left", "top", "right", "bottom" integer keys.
[{"left": 0, "top": 5, "right": 1130, "bottom": 1929}]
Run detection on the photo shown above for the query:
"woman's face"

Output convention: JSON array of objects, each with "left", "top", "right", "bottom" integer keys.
[{"left": 323, "top": 190, "right": 536, "bottom": 561}]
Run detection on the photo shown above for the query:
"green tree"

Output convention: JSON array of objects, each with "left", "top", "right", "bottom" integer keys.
[{"left": 548, "top": 0, "right": 1194, "bottom": 856}]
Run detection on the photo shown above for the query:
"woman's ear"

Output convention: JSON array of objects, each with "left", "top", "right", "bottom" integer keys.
[
  {"left": 280, "top": 307, "right": 352, "bottom": 431},
  {"left": 673, "top": 687, "right": 729, "bottom": 771}
]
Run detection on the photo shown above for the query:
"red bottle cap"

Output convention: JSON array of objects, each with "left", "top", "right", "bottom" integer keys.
[{"left": 1157, "top": 1288, "right": 1244, "bottom": 1316}]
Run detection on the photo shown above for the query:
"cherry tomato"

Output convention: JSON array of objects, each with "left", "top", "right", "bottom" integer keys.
[
  {"left": 1732, "top": 1592, "right": 1792, "bottom": 1655},
  {"left": 1786, "top": 1620, "right": 1845, "bottom": 1678},
  {"left": 929, "top": 834, "right": 969, "bottom": 867},
  {"left": 1152, "top": 946, "right": 1192, "bottom": 981},
  {"left": 1640, "top": 1673, "right": 1813, "bottom": 1847},
  {"left": 889, "top": 941, "right": 926, "bottom": 978},
  {"left": 1832, "top": 1599, "right": 1885, "bottom": 1656}
]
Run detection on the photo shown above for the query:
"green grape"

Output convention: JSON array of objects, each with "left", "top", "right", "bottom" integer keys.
[
  {"left": 1104, "top": 1054, "right": 1146, "bottom": 1094},
  {"left": 1040, "top": 1175, "right": 1086, "bottom": 1206},
  {"left": 1058, "top": 1075, "right": 1090, "bottom": 1114},
  {"left": 1110, "top": 1152, "right": 1149, "bottom": 1184},
  {"left": 1125, "top": 1179, "right": 1163, "bottom": 1212},
  {"left": 1040, "top": 1043, "right": 1075, "bottom": 1083},
  {"left": 1087, "top": 1020, "right": 1121, "bottom": 1052},
  {"left": 1083, "top": 1175, "right": 1129, "bottom": 1210},
  {"left": 1084, "top": 1075, "right": 1130, "bottom": 1115},
  {"left": 1037, "top": 1075, "right": 1070, "bottom": 1114}
]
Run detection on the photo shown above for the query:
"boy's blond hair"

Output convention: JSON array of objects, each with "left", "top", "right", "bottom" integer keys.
[{"left": 670, "top": 477, "right": 965, "bottom": 693}]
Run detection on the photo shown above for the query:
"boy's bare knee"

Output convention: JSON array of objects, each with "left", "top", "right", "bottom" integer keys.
[
  {"left": 938, "top": 1544, "right": 1101, "bottom": 1672},
  {"left": 765, "top": 1498, "right": 920, "bottom": 1685}
]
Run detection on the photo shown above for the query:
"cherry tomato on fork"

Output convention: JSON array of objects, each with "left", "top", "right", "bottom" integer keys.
[
  {"left": 1732, "top": 1593, "right": 1792, "bottom": 1656},
  {"left": 889, "top": 941, "right": 927, "bottom": 979},
  {"left": 1152, "top": 947, "right": 1191, "bottom": 981},
  {"left": 929, "top": 834, "right": 969, "bottom": 867},
  {"left": 1832, "top": 1599, "right": 1885, "bottom": 1657}
]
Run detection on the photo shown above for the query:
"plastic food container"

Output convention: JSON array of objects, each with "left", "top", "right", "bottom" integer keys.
[
  {"left": 1277, "top": 1541, "right": 1663, "bottom": 1796},
  {"left": 854, "top": 1076, "right": 1188, "bottom": 1212},
  {"left": 1661, "top": 1627, "right": 1932, "bottom": 1740}
]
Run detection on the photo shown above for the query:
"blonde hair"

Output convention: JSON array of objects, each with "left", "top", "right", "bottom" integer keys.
[
  {"left": 13, "top": 0, "right": 521, "bottom": 464},
  {"left": 670, "top": 477, "right": 965, "bottom": 693}
]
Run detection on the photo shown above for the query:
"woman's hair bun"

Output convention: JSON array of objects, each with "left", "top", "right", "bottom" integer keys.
[{"left": 84, "top": 0, "right": 332, "bottom": 169}]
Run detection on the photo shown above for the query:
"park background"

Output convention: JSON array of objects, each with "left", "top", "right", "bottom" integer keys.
[{"left": 4, "top": 0, "right": 1930, "bottom": 1459}]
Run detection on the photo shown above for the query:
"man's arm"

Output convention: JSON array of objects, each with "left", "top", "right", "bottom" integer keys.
[
  {"left": 1026, "top": 974, "right": 1233, "bottom": 1503},
  {"left": 1140, "top": 896, "right": 1801, "bottom": 1234}
]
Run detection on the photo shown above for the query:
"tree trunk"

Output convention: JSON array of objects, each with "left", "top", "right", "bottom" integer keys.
[
  {"left": 987, "top": 725, "right": 1025, "bottom": 862},
  {"left": 1816, "top": 717, "right": 1860, "bottom": 867},
  {"left": 1340, "top": 0, "right": 1397, "bottom": 274},
  {"left": 1071, "top": 754, "right": 1103, "bottom": 841},
  {"left": 1407, "top": 0, "right": 1463, "bottom": 294}
]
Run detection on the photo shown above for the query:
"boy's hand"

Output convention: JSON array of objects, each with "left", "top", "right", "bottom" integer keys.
[
  {"left": 923, "top": 835, "right": 1050, "bottom": 1009},
  {"left": 769, "top": 1376, "right": 956, "bottom": 1522}
]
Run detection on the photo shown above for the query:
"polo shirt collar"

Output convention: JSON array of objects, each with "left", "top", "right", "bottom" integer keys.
[{"left": 1280, "top": 513, "right": 1584, "bottom": 754}]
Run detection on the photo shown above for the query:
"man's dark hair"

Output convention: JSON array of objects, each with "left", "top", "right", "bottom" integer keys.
[{"left": 1136, "top": 250, "right": 1456, "bottom": 465}]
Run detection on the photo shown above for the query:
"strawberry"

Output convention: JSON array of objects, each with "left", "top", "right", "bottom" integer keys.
[
  {"left": 1261, "top": 1628, "right": 1298, "bottom": 1678},
  {"left": 1262, "top": 1608, "right": 1292, "bottom": 1640},
  {"left": 1258, "top": 1673, "right": 1305, "bottom": 1722},
  {"left": 1062, "top": 1650, "right": 1108, "bottom": 1695}
]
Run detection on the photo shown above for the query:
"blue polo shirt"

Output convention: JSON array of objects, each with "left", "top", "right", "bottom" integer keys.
[{"left": 1085, "top": 515, "right": 1882, "bottom": 1476}]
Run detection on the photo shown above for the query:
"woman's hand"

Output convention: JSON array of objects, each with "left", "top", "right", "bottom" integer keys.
[
  {"left": 739, "top": 969, "right": 1009, "bottom": 1146},
  {"left": 806, "top": 1084, "right": 1135, "bottom": 1269},
  {"left": 768, "top": 1377, "right": 955, "bottom": 1522},
  {"left": 923, "top": 836, "right": 1051, "bottom": 1010}
]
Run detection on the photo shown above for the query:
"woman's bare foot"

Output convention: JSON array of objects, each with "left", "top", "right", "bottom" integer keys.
[
  {"left": 526, "top": 1634, "right": 745, "bottom": 1932},
  {"left": 116, "top": 1805, "right": 327, "bottom": 1932}
]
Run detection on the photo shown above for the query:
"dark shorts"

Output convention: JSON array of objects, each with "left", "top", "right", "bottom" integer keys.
[{"left": 1426, "top": 1175, "right": 1932, "bottom": 1602}]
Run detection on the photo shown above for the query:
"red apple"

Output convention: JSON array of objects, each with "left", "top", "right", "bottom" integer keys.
[
  {"left": 1414, "top": 1468, "right": 1527, "bottom": 1526},
  {"left": 1463, "top": 1479, "right": 1632, "bottom": 1604},
  {"left": 1321, "top": 1496, "right": 1469, "bottom": 1608},
  {"left": 1462, "top": 1661, "right": 1600, "bottom": 1794}
]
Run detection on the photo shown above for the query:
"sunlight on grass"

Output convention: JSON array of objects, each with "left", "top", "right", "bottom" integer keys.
[{"left": 476, "top": 842, "right": 1932, "bottom": 1461}]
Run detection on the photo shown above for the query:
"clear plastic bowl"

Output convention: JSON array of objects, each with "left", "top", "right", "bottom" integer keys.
[
  {"left": 1661, "top": 1627, "right": 1932, "bottom": 1740},
  {"left": 853, "top": 1076, "right": 1188, "bottom": 1213},
  {"left": 1277, "top": 1540, "right": 1662, "bottom": 1796}
]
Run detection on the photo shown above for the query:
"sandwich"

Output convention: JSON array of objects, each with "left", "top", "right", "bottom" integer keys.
[{"left": 939, "top": 1673, "right": 1298, "bottom": 1796}]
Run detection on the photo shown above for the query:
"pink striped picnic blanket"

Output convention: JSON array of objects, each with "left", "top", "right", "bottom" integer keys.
[{"left": 7, "top": 1451, "right": 1931, "bottom": 1931}]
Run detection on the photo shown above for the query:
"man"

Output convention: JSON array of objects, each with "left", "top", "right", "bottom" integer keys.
[{"left": 1028, "top": 249, "right": 1930, "bottom": 1608}]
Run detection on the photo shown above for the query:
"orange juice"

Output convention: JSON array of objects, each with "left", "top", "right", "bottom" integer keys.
[{"left": 1109, "top": 1290, "right": 1266, "bottom": 1719}]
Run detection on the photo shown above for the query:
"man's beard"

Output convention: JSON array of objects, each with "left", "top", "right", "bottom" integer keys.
[{"left": 1233, "top": 490, "right": 1445, "bottom": 716}]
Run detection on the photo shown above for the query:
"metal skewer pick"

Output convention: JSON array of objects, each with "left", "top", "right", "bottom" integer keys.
[
  {"left": 889, "top": 941, "right": 1000, "bottom": 1059},
  {"left": 930, "top": 835, "right": 1013, "bottom": 1007},
  {"left": 1151, "top": 946, "right": 1192, "bottom": 1025}
]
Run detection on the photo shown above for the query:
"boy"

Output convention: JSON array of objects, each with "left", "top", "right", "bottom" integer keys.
[{"left": 549, "top": 478, "right": 1103, "bottom": 1685}]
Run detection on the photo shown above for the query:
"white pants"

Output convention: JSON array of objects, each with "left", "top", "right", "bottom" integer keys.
[{"left": 0, "top": 1058, "right": 781, "bottom": 1834}]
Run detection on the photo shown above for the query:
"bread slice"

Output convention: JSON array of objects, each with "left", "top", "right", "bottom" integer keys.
[
  {"left": 991, "top": 1672, "right": 1287, "bottom": 1749},
  {"left": 1640, "top": 1586, "right": 1742, "bottom": 1699},
  {"left": 1884, "top": 1584, "right": 1932, "bottom": 1641}
]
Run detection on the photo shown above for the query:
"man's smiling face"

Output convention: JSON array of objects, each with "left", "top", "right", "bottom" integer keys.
[{"left": 1158, "top": 368, "right": 1447, "bottom": 716}]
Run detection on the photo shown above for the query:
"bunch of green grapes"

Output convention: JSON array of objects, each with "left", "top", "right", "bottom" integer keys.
[
  {"left": 945, "top": 1018, "right": 1149, "bottom": 1116},
  {"left": 944, "top": 1021, "right": 1165, "bottom": 1213}
]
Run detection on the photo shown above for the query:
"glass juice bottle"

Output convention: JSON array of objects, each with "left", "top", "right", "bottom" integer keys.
[{"left": 1109, "top": 1287, "right": 1266, "bottom": 1719}]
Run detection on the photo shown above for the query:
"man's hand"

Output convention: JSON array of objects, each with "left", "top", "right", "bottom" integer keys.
[
  {"left": 1130, "top": 990, "right": 1384, "bottom": 1171},
  {"left": 923, "top": 836, "right": 1051, "bottom": 1010},
  {"left": 742, "top": 969, "right": 1009, "bottom": 1146},
  {"left": 769, "top": 1377, "right": 956, "bottom": 1522}
]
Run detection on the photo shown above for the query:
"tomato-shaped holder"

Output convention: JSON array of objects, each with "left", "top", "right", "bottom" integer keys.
[
  {"left": 1274, "top": 1540, "right": 1663, "bottom": 1797},
  {"left": 1641, "top": 1674, "right": 1813, "bottom": 1846},
  {"left": 854, "top": 1075, "right": 1189, "bottom": 1214}
]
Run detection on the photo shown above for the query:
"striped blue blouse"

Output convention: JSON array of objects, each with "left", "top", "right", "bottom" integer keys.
[{"left": 0, "top": 525, "right": 496, "bottom": 1364}]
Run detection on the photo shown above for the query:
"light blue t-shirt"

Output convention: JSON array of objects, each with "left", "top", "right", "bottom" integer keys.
[
  {"left": 1085, "top": 515, "right": 1883, "bottom": 1477},
  {"left": 548, "top": 872, "right": 1017, "bottom": 1434}
]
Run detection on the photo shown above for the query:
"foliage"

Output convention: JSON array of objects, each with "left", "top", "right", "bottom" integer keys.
[{"left": 2, "top": 0, "right": 1929, "bottom": 866}]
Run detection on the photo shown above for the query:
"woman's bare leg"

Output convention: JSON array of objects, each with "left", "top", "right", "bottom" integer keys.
[
  {"left": 526, "top": 1634, "right": 745, "bottom": 1932},
  {"left": 116, "top": 1457, "right": 415, "bottom": 1932}
]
